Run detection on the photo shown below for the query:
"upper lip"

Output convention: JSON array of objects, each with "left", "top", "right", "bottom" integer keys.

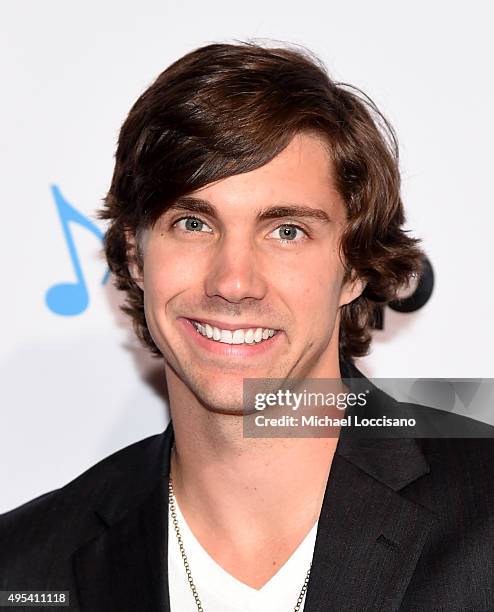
[{"left": 184, "top": 317, "right": 279, "bottom": 331}]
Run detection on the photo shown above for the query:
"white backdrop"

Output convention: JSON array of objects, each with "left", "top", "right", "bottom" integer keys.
[{"left": 1, "top": 0, "right": 493, "bottom": 513}]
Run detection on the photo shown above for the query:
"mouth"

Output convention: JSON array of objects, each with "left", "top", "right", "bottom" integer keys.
[
  {"left": 179, "top": 317, "right": 283, "bottom": 357},
  {"left": 189, "top": 318, "right": 280, "bottom": 345}
]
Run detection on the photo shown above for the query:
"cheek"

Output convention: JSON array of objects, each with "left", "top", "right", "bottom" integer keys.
[
  {"left": 142, "top": 242, "right": 198, "bottom": 300},
  {"left": 294, "top": 264, "right": 345, "bottom": 350},
  {"left": 302, "top": 283, "right": 341, "bottom": 320},
  {"left": 279, "top": 261, "right": 343, "bottom": 312},
  {"left": 276, "top": 270, "right": 342, "bottom": 347}
]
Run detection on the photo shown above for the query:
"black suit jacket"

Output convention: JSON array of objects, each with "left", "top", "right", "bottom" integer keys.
[{"left": 1, "top": 361, "right": 494, "bottom": 611}]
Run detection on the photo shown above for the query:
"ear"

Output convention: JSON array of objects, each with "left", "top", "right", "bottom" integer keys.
[
  {"left": 338, "top": 271, "right": 366, "bottom": 307},
  {"left": 125, "top": 230, "right": 144, "bottom": 291}
]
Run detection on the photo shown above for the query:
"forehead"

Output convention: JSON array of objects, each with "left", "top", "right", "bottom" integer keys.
[{"left": 187, "top": 132, "right": 345, "bottom": 221}]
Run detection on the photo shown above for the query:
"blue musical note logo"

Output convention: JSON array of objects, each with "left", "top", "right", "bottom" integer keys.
[{"left": 45, "top": 185, "right": 109, "bottom": 316}]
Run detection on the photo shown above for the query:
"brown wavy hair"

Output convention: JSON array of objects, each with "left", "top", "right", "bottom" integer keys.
[{"left": 98, "top": 41, "right": 424, "bottom": 362}]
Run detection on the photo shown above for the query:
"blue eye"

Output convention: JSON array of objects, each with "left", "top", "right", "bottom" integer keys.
[
  {"left": 173, "top": 216, "right": 212, "bottom": 233},
  {"left": 272, "top": 224, "right": 308, "bottom": 243}
]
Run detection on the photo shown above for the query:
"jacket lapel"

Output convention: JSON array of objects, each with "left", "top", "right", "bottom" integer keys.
[
  {"left": 303, "top": 358, "right": 438, "bottom": 611},
  {"left": 72, "top": 426, "right": 174, "bottom": 612},
  {"left": 303, "top": 435, "right": 437, "bottom": 612}
]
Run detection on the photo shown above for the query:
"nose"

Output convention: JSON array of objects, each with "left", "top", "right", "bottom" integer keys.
[{"left": 204, "top": 234, "right": 267, "bottom": 304}]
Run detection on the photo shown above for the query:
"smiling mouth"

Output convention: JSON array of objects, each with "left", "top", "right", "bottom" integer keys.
[{"left": 188, "top": 319, "right": 280, "bottom": 346}]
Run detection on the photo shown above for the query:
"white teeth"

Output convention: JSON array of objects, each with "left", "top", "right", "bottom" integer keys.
[
  {"left": 232, "top": 330, "right": 244, "bottom": 344},
  {"left": 244, "top": 329, "right": 255, "bottom": 344},
  {"left": 192, "top": 321, "right": 277, "bottom": 345},
  {"left": 220, "top": 329, "right": 233, "bottom": 343}
]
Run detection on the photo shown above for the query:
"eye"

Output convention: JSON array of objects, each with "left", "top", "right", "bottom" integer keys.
[
  {"left": 269, "top": 224, "right": 309, "bottom": 244},
  {"left": 172, "top": 215, "right": 213, "bottom": 234}
]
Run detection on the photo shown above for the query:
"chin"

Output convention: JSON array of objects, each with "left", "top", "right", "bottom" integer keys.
[{"left": 198, "top": 391, "right": 246, "bottom": 416}]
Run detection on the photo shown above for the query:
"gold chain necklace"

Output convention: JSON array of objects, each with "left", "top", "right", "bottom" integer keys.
[{"left": 168, "top": 458, "right": 312, "bottom": 612}]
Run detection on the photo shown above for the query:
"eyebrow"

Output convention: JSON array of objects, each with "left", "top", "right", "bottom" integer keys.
[{"left": 166, "top": 196, "right": 332, "bottom": 224}]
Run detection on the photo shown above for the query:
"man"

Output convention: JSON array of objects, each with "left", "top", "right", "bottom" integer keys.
[{"left": 1, "top": 41, "right": 493, "bottom": 611}]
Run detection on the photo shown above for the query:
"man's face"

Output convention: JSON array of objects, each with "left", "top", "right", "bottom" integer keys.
[{"left": 132, "top": 132, "right": 364, "bottom": 413}]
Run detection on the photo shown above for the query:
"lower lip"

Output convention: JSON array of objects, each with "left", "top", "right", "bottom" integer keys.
[{"left": 178, "top": 318, "right": 283, "bottom": 358}]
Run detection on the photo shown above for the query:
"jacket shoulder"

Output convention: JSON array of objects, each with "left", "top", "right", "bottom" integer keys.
[
  {"left": 0, "top": 428, "right": 170, "bottom": 569},
  {"left": 417, "top": 436, "right": 494, "bottom": 474},
  {"left": 407, "top": 437, "right": 494, "bottom": 515}
]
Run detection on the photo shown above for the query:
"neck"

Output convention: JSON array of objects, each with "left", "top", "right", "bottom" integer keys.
[{"left": 167, "top": 366, "right": 344, "bottom": 550}]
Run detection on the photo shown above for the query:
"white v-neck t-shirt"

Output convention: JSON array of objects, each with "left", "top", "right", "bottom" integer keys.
[{"left": 168, "top": 495, "right": 318, "bottom": 612}]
